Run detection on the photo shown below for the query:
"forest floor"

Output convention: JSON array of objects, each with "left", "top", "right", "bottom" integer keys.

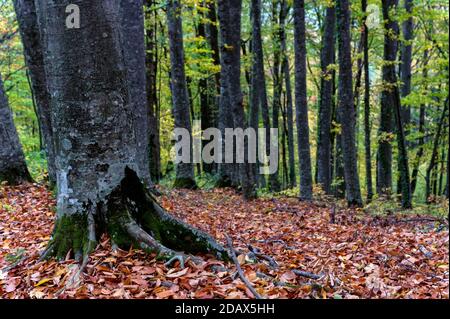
[{"left": 0, "top": 183, "right": 448, "bottom": 299}]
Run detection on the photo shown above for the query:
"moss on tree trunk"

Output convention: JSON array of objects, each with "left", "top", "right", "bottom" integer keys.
[{"left": 43, "top": 168, "right": 229, "bottom": 263}]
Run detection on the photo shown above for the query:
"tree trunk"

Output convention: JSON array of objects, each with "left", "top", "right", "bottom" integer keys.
[
  {"left": 13, "top": 0, "right": 55, "bottom": 184},
  {"left": 167, "top": 0, "right": 197, "bottom": 189},
  {"left": 145, "top": 0, "right": 162, "bottom": 182},
  {"left": 410, "top": 51, "right": 429, "bottom": 195},
  {"left": 381, "top": 0, "right": 412, "bottom": 208},
  {"left": 361, "top": 0, "right": 373, "bottom": 201},
  {"left": 0, "top": 73, "right": 32, "bottom": 185},
  {"left": 205, "top": 0, "right": 221, "bottom": 99},
  {"left": 250, "top": 0, "right": 271, "bottom": 188},
  {"left": 197, "top": 13, "right": 217, "bottom": 175},
  {"left": 376, "top": 0, "right": 398, "bottom": 196},
  {"left": 269, "top": 1, "right": 284, "bottom": 192},
  {"left": 316, "top": 5, "right": 335, "bottom": 194},
  {"left": 120, "top": 0, "right": 151, "bottom": 186},
  {"left": 217, "top": 0, "right": 255, "bottom": 199},
  {"left": 35, "top": 0, "right": 227, "bottom": 262},
  {"left": 336, "top": 0, "right": 363, "bottom": 206},
  {"left": 426, "top": 98, "right": 449, "bottom": 202},
  {"left": 293, "top": 0, "right": 313, "bottom": 200},
  {"left": 400, "top": 0, "right": 413, "bottom": 133},
  {"left": 216, "top": 0, "right": 234, "bottom": 187},
  {"left": 280, "top": 4, "right": 296, "bottom": 188}
]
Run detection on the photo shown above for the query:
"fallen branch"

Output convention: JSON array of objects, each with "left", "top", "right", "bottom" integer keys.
[
  {"left": 292, "top": 269, "right": 322, "bottom": 280},
  {"left": 226, "top": 235, "right": 263, "bottom": 299},
  {"left": 248, "top": 245, "right": 279, "bottom": 269}
]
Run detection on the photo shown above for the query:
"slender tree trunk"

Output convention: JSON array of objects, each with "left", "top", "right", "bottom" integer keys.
[
  {"left": 0, "top": 73, "right": 32, "bottom": 184},
  {"left": 336, "top": 0, "right": 363, "bottom": 206},
  {"left": 293, "top": 0, "right": 313, "bottom": 200},
  {"left": 279, "top": 4, "right": 296, "bottom": 188},
  {"left": 380, "top": 0, "right": 412, "bottom": 208},
  {"left": 217, "top": 0, "right": 255, "bottom": 198},
  {"left": 216, "top": 0, "right": 234, "bottom": 187},
  {"left": 400, "top": 0, "right": 413, "bottom": 133},
  {"left": 145, "top": 0, "right": 161, "bottom": 182},
  {"left": 446, "top": 142, "right": 449, "bottom": 198},
  {"left": 426, "top": 98, "right": 449, "bottom": 202},
  {"left": 250, "top": 0, "right": 271, "bottom": 188},
  {"left": 205, "top": 0, "right": 221, "bottom": 100},
  {"left": 376, "top": 0, "right": 398, "bottom": 196},
  {"left": 167, "top": 0, "right": 197, "bottom": 189},
  {"left": 269, "top": 0, "right": 284, "bottom": 192},
  {"left": 13, "top": 0, "right": 55, "bottom": 184},
  {"left": 361, "top": 0, "right": 373, "bottom": 201},
  {"left": 120, "top": 0, "right": 151, "bottom": 186},
  {"left": 410, "top": 51, "right": 429, "bottom": 195},
  {"left": 35, "top": 0, "right": 227, "bottom": 262},
  {"left": 316, "top": 5, "right": 335, "bottom": 194}
]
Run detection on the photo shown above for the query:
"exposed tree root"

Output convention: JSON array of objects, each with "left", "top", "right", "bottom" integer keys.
[{"left": 42, "top": 168, "right": 229, "bottom": 265}]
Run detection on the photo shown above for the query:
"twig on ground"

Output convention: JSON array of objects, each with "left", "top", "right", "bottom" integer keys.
[
  {"left": 248, "top": 245, "right": 279, "bottom": 269},
  {"left": 226, "top": 235, "right": 263, "bottom": 299}
]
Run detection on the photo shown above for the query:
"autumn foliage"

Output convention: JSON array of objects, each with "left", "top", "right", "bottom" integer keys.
[{"left": 0, "top": 183, "right": 448, "bottom": 299}]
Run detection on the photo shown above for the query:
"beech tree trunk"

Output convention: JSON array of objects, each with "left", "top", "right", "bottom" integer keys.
[
  {"left": 13, "top": 0, "right": 55, "bottom": 184},
  {"left": 250, "top": 0, "right": 271, "bottom": 188},
  {"left": 400, "top": 0, "right": 413, "bottom": 132},
  {"left": 120, "top": 0, "right": 151, "bottom": 186},
  {"left": 376, "top": 0, "right": 397, "bottom": 196},
  {"left": 145, "top": 0, "right": 161, "bottom": 182},
  {"left": 336, "top": 0, "right": 363, "bottom": 206},
  {"left": 293, "top": 0, "right": 313, "bottom": 200},
  {"left": 280, "top": 3, "right": 296, "bottom": 188},
  {"left": 35, "top": 0, "right": 227, "bottom": 262},
  {"left": 217, "top": 0, "right": 256, "bottom": 199},
  {"left": 362, "top": 0, "right": 373, "bottom": 201},
  {"left": 0, "top": 73, "right": 32, "bottom": 185},
  {"left": 167, "top": 0, "right": 197, "bottom": 189},
  {"left": 316, "top": 5, "right": 335, "bottom": 194}
]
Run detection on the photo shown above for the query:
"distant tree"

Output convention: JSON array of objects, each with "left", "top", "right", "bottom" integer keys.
[
  {"left": 167, "top": 0, "right": 197, "bottom": 188},
  {"left": 316, "top": 4, "right": 336, "bottom": 194},
  {"left": 13, "top": 0, "right": 55, "bottom": 184},
  {"left": 336, "top": 0, "right": 363, "bottom": 206},
  {"left": 293, "top": 0, "right": 313, "bottom": 200},
  {"left": 0, "top": 72, "right": 32, "bottom": 184}
]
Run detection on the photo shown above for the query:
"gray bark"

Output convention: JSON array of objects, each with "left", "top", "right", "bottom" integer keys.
[
  {"left": 0, "top": 72, "right": 32, "bottom": 184},
  {"left": 316, "top": 5, "right": 335, "bottom": 194},
  {"left": 167, "top": 0, "right": 196, "bottom": 188},
  {"left": 35, "top": 0, "right": 227, "bottom": 262},
  {"left": 250, "top": 0, "right": 271, "bottom": 188},
  {"left": 376, "top": 0, "right": 398, "bottom": 196},
  {"left": 400, "top": 0, "right": 413, "bottom": 130},
  {"left": 280, "top": 4, "right": 296, "bottom": 188},
  {"left": 336, "top": 0, "right": 363, "bottom": 206},
  {"left": 145, "top": 0, "right": 161, "bottom": 182},
  {"left": 293, "top": 0, "right": 313, "bottom": 200},
  {"left": 120, "top": 0, "right": 151, "bottom": 186},
  {"left": 362, "top": 0, "right": 373, "bottom": 201},
  {"left": 13, "top": 0, "right": 55, "bottom": 184}
]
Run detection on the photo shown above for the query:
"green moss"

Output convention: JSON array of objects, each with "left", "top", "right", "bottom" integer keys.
[{"left": 44, "top": 213, "right": 92, "bottom": 261}]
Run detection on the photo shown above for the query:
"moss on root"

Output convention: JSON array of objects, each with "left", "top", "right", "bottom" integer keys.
[
  {"left": 42, "top": 167, "right": 229, "bottom": 263},
  {"left": 43, "top": 213, "right": 96, "bottom": 261}
]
